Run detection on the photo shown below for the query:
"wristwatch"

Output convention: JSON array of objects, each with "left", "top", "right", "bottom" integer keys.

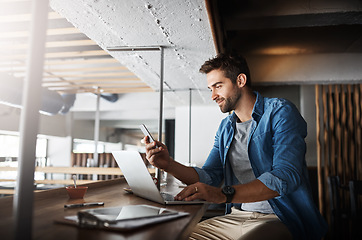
[{"left": 222, "top": 185, "right": 235, "bottom": 203}]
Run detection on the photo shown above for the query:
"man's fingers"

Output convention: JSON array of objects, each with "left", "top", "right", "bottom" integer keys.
[
  {"left": 185, "top": 193, "right": 201, "bottom": 201},
  {"left": 145, "top": 141, "right": 157, "bottom": 151},
  {"left": 145, "top": 148, "right": 158, "bottom": 162},
  {"left": 176, "top": 184, "right": 200, "bottom": 200}
]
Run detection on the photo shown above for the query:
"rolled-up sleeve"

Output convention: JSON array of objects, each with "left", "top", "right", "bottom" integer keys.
[
  {"left": 257, "top": 172, "right": 285, "bottom": 198},
  {"left": 193, "top": 167, "right": 213, "bottom": 185},
  {"left": 193, "top": 145, "right": 224, "bottom": 187}
]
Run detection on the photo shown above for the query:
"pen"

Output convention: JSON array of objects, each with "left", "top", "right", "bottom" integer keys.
[{"left": 64, "top": 202, "right": 104, "bottom": 208}]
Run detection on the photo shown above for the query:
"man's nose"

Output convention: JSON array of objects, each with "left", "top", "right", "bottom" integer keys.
[{"left": 211, "top": 90, "right": 218, "bottom": 101}]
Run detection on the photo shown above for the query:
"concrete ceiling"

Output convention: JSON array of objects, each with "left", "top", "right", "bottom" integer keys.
[
  {"left": 48, "top": 0, "right": 217, "bottom": 133},
  {"left": 50, "top": 0, "right": 216, "bottom": 107}
]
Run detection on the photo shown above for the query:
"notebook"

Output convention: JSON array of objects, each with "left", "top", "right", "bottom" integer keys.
[{"left": 112, "top": 150, "right": 205, "bottom": 205}]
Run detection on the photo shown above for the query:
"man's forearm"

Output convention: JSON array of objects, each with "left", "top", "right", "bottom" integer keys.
[
  {"left": 166, "top": 158, "right": 199, "bottom": 185},
  {"left": 232, "top": 179, "right": 279, "bottom": 203}
]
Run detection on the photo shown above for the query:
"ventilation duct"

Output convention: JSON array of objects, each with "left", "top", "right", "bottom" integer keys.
[
  {"left": 59, "top": 93, "right": 77, "bottom": 115},
  {"left": 0, "top": 73, "right": 75, "bottom": 115},
  {"left": 99, "top": 93, "right": 119, "bottom": 102}
]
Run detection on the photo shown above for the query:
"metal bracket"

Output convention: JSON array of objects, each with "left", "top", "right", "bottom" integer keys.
[{"left": 107, "top": 45, "right": 166, "bottom": 190}]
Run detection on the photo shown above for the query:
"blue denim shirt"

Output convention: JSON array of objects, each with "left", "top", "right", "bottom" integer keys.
[{"left": 194, "top": 92, "right": 327, "bottom": 240}]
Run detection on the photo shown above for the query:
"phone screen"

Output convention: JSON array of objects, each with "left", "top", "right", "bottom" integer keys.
[{"left": 139, "top": 124, "right": 156, "bottom": 144}]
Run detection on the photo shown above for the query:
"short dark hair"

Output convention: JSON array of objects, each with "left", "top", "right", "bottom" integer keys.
[{"left": 199, "top": 53, "right": 251, "bottom": 87}]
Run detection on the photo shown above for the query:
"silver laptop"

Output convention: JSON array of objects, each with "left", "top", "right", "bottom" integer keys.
[{"left": 112, "top": 150, "right": 205, "bottom": 205}]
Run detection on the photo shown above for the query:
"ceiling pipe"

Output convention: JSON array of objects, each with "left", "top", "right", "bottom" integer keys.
[
  {"left": 107, "top": 45, "right": 165, "bottom": 190},
  {"left": 188, "top": 89, "right": 192, "bottom": 166},
  {"left": 93, "top": 92, "right": 101, "bottom": 169},
  {"left": 205, "top": 0, "right": 224, "bottom": 54}
]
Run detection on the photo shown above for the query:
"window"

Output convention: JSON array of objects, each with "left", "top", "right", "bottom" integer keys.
[{"left": 0, "top": 131, "right": 48, "bottom": 166}]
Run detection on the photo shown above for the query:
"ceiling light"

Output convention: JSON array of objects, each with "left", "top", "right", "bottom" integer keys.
[{"left": 253, "top": 47, "right": 310, "bottom": 55}]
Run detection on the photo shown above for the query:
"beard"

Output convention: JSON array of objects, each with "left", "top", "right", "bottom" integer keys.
[{"left": 217, "top": 90, "right": 242, "bottom": 113}]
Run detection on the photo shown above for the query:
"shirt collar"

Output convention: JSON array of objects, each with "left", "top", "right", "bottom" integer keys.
[
  {"left": 251, "top": 91, "right": 264, "bottom": 122},
  {"left": 227, "top": 91, "right": 263, "bottom": 123},
  {"left": 226, "top": 112, "right": 236, "bottom": 125}
]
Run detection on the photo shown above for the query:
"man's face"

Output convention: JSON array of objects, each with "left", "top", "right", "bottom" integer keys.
[{"left": 207, "top": 69, "right": 241, "bottom": 113}]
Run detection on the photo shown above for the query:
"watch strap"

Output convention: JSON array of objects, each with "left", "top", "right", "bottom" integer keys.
[{"left": 222, "top": 185, "right": 235, "bottom": 203}]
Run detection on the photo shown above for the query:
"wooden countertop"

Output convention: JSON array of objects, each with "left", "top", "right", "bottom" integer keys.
[{"left": 0, "top": 177, "right": 207, "bottom": 240}]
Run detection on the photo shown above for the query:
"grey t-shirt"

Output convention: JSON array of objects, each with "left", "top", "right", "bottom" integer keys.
[{"left": 228, "top": 119, "right": 274, "bottom": 214}]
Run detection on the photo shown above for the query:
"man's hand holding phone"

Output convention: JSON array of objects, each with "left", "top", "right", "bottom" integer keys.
[
  {"left": 140, "top": 124, "right": 200, "bottom": 186},
  {"left": 144, "top": 136, "right": 173, "bottom": 171},
  {"left": 140, "top": 124, "right": 173, "bottom": 172}
]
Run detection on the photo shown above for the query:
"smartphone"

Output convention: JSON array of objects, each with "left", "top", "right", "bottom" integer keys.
[{"left": 139, "top": 124, "right": 157, "bottom": 147}]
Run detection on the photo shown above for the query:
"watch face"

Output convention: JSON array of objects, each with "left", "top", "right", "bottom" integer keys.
[
  {"left": 224, "top": 186, "right": 235, "bottom": 194},
  {"left": 222, "top": 186, "right": 235, "bottom": 203}
]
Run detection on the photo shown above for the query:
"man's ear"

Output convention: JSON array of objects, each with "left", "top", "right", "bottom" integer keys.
[{"left": 236, "top": 73, "right": 247, "bottom": 88}]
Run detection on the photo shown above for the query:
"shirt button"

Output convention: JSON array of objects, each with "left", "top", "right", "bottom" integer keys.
[{"left": 226, "top": 146, "right": 229, "bottom": 148}]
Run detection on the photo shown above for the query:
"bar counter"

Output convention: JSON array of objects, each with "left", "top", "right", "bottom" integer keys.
[{"left": 0, "top": 177, "right": 207, "bottom": 240}]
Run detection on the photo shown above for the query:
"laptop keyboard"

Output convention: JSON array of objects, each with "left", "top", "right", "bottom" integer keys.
[{"left": 161, "top": 192, "right": 175, "bottom": 201}]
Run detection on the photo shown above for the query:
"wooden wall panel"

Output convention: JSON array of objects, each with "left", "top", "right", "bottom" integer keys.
[{"left": 316, "top": 83, "right": 362, "bottom": 222}]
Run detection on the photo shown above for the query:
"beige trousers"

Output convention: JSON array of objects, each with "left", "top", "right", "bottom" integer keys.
[{"left": 189, "top": 208, "right": 293, "bottom": 240}]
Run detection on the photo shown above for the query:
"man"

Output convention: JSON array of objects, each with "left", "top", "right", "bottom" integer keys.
[{"left": 145, "top": 53, "right": 327, "bottom": 240}]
